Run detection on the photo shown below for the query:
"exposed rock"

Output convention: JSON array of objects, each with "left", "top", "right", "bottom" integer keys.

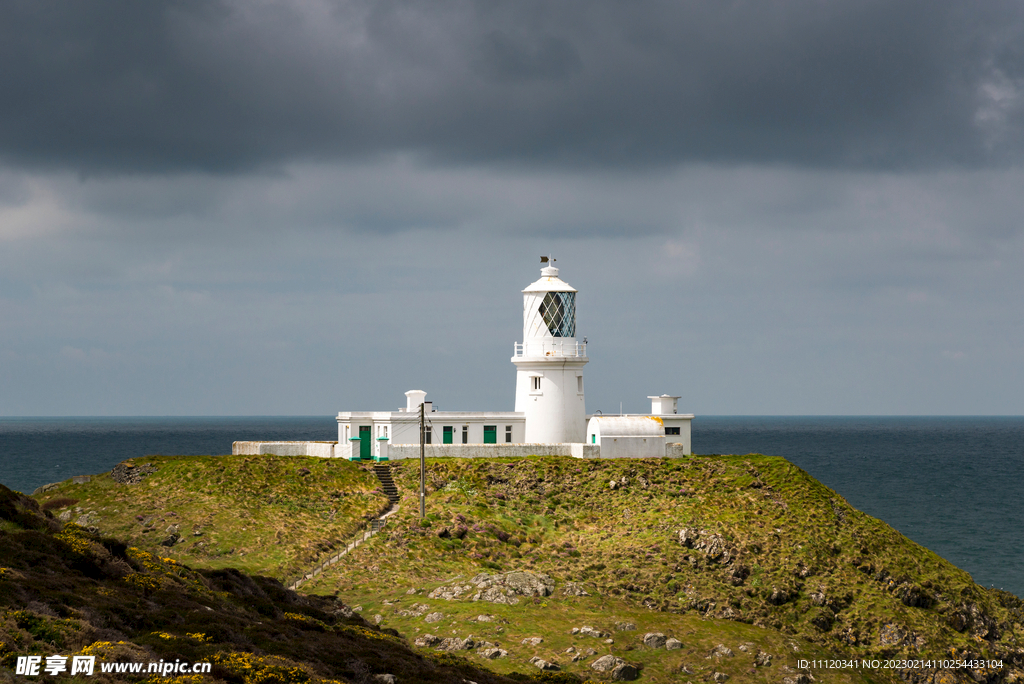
[
  {"left": 809, "top": 591, "right": 827, "bottom": 607},
  {"left": 591, "top": 655, "right": 624, "bottom": 672},
  {"left": 643, "top": 632, "right": 668, "bottom": 649},
  {"left": 372, "top": 675, "right": 397, "bottom": 683},
  {"left": 754, "top": 650, "right": 773, "bottom": 667},
  {"left": 562, "top": 581, "right": 590, "bottom": 596},
  {"left": 479, "top": 647, "right": 507, "bottom": 659},
  {"left": 579, "top": 626, "right": 609, "bottom": 638},
  {"left": 614, "top": 621, "right": 637, "bottom": 631},
  {"left": 71, "top": 475, "right": 91, "bottom": 484},
  {"left": 58, "top": 510, "right": 73, "bottom": 523},
  {"left": 677, "top": 527, "right": 734, "bottom": 563},
  {"left": 879, "top": 623, "right": 908, "bottom": 647},
  {"left": 396, "top": 603, "right": 431, "bottom": 618},
  {"left": 768, "top": 587, "right": 791, "bottom": 605},
  {"left": 33, "top": 482, "right": 60, "bottom": 495},
  {"left": 583, "top": 648, "right": 598, "bottom": 656},
  {"left": 521, "top": 637, "right": 543, "bottom": 646},
  {"left": 423, "top": 612, "right": 444, "bottom": 624},
  {"left": 111, "top": 461, "right": 158, "bottom": 485},
  {"left": 437, "top": 637, "right": 475, "bottom": 651},
  {"left": 608, "top": 480, "right": 618, "bottom": 490},
  {"left": 529, "top": 657, "right": 559, "bottom": 671},
  {"left": 428, "top": 571, "right": 554, "bottom": 605},
  {"left": 709, "top": 644, "right": 735, "bottom": 658},
  {"left": 76, "top": 511, "right": 99, "bottom": 527},
  {"left": 159, "top": 528, "right": 180, "bottom": 547},
  {"left": 612, "top": 663, "right": 640, "bottom": 681},
  {"left": 414, "top": 634, "right": 441, "bottom": 647},
  {"left": 373, "top": 614, "right": 383, "bottom": 625},
  {"left": 782, "top": 676, "right": 810, "bottom": 684},
  {"left": 472, "top": 614, "right": 496, "bottom": 622},
  {"left": 713, "top": 673, "right": 730, "bottom": 682},
  {"left": 665, "top": 638, "right": 683, "bottom": 650}
]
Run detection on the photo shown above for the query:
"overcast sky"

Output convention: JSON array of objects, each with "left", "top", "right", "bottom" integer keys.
[{"left": 1, "top": 0, "right": 1023, "bottom": 416}]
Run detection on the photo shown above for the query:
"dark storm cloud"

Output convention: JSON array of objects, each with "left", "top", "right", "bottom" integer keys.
[{"left": 1, "top": 0, "right": 1022, "bottom": 173}]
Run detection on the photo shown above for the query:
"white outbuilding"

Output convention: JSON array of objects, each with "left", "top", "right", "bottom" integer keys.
[{"left": 586, "top": 415, "right": 666, "bottom": 459}]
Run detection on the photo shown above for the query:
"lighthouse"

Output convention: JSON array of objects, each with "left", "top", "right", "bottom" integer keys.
[{"left": 512, "top": 257, "right": 589, "bottom": 443}]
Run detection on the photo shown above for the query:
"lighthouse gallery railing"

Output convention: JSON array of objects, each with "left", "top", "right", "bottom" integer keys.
[{"left": 513, "top": 341, "right": 587, "bottom": 358}]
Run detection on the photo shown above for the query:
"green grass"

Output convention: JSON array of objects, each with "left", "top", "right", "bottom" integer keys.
[
  {"left": 32, "top": 454, "right": 391, "bottom": 582},
  {"left": 298, "top": 455, "right": 1023, "bottom": 684},
  {"left": 27, "top": 452, "right": 1024, "bottom": 684},
  {"left": 0, "top": 484, "right": 540, "bottom": 684}
]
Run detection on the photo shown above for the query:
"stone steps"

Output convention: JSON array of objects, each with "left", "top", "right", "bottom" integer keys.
[{"left": 373, "top": 465, "right": 401, "bottom": 504}]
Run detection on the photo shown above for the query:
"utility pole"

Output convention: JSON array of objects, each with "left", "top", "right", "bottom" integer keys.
[{"left": 419, "top": 400, "right": 426, "bottom": 518}]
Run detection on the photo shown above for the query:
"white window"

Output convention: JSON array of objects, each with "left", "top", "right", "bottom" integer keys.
[
  {"left": 577, "top": 376, "right": 584, "bottom": 393},
  {"left": 532, "top": 377, "right": 541, "bottom": 391}
]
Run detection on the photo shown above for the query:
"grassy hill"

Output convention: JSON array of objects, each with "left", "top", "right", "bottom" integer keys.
[
  {"left": 0, "top": 484, "right": 577, "bottom": 684},
  {"left": 30, "top": 454, "right": 391, "bottom": 583},
  {"left": 300, "top": 455, "right": 1023, "bottom": 684},
  {"left": 26, "top": 452, "right": 1024, "bottom": 684}
]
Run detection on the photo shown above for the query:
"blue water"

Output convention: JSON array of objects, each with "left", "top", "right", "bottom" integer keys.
[{"left": 0, "top": 416, "right": 1021, "bottom": 598}]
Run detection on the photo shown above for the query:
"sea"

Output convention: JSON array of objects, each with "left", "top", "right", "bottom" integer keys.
[{"left": 0, "top": 416, "right": 1021, "bottom": 599}]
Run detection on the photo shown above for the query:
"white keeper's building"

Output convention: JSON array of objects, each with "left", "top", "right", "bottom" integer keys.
[{"left": 235, "top": 260, "right": 693, "bottom": 461}]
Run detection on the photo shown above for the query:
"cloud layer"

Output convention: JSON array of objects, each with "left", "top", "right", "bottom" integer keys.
[{"left": 2, "top": 0, "right": 1024, "bottom": 173}]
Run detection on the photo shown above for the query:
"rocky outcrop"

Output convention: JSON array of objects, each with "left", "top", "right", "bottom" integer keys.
[
  {"left": 111, "top": 461, "right": 158, "bottom": 485},
  {"left": 428, "top": 571, "right": 554, "bottom": 605},
  {"left": 708, "top": 644, "right": 735, "bottom": 659},
  {"left": 591, "top": 655, "right": 640, "bottom": 681},
  {"left": 572, "top": 626, "right": 609, "bottom": 638},
  {"left": 437, "top": 636, "right": 475, "bottom": 651},
  {"left": 413, "top": 634, "right": 441, "bottom": 647},
  {"left": 677, "top": 527, "right": 735, "bottom": 564},
  {"left": 529, "top": 656, "right": 559, "bottom": 671},
  {"left": 562, "top": 581, "right": 590, "bottom": 596},
  {"left": 643, "top": 632, "right": 667, "bottom": 649}
]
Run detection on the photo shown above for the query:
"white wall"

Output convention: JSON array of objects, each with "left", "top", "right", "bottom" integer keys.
[
  {"left": 513, "top": 360, "right": 587, "bottom": 443},
  {"left": 660, "top": 416, "right": 693, "bottom": 455},
  {"left": 388, "top": 443, "right": 590, "bottom": 459},
  {"left": 232, "top": 441, "right": 337, "bottom": 458}
]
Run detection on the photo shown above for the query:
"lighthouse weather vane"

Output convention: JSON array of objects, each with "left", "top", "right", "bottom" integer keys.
[{"left": 540, "top": 255, "right": 556, "bottom": 265}]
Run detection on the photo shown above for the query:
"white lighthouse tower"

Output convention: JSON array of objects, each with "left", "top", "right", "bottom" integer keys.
[{"left": 512, "top": 258, "right": 589, "bottom": 443}]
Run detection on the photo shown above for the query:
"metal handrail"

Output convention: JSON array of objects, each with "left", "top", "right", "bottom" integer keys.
[{"left": 513, "top": 340, "right": 587, "bottom": 358}]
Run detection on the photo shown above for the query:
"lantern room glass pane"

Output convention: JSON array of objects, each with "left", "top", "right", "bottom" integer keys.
[{"left": 538, "top": 291, "right": 576, "bottom": 337}]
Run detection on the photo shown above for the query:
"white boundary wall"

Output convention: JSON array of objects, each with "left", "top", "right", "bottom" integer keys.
[
  {"left": 233, "top": 441, "right": 338, "bottom": 458},
  {"left": 388, "top": 443, "right": 601, "bottom": 460},
  {"left": 232, "top": 440, "right": 690, "bottom": 460}
]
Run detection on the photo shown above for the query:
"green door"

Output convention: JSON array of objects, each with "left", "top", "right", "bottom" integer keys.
[
  {"left": 443, "top": 426, "right": 453, "bottom": 444},
  {"left": 359, "top": 426, "right": 372, "bottom": 460},
  {"left": 483, "top": 425, "right": 497, "bottom": 444}
]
